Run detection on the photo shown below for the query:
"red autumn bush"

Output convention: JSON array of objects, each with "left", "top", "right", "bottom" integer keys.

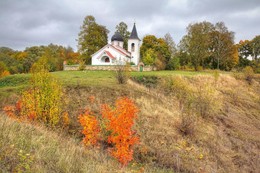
[
  {"left": 102, "top": 97, "right": 139, "bottom": 166},
  {"left": 78, "top": 109, "right": 100, "bottom": 146},
  {"left": 3, "top": 105, "right": 16, "bottom": 118}
]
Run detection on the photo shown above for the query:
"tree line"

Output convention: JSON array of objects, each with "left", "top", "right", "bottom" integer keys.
[
  {"left": 77, "top": 16, "right": 259, "bottom": 72},
  {"left": 142, "top": 22, "right": 259, "bottom": 72},
  {"left": 1, "top": 15, "right": 259, "bottom": 77},
  {"left": 0, "top": 44, "right": 79, "bottom": 76}
]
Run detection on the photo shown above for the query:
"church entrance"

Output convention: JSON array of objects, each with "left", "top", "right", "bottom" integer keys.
[
  {"left": 138, "top": 62, "right": 144, "bottom": 72},
  {"left": 139, "top": 65, "right": 143, "bottom": 72}
]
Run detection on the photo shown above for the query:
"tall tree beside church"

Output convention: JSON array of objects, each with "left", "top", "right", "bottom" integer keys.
[
  {"left": 115, "top": 22, "right": 130, "bottom": 50},
  {"left": 78, "top": 15, "right": 109, "bottom": 64},
  {"left": 140, "top": 35, "right": 170, "bottom": 70}
]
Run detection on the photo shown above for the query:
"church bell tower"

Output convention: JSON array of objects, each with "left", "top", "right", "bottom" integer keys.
[{"left": 128, "top": 23, "right": 141, "bottom": 65}]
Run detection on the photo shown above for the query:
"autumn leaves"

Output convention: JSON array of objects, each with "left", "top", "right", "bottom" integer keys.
[
  {"left": 79, "top": 97, "right": 139, "bottom": 166},
  {"left": 4, "top": 63, "right": 140, "bottom": 167}
]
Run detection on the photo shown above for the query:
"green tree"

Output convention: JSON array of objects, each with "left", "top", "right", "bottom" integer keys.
[
  {"left": 238, "top": 40, "right": 252, "bottom": 59},
  {"left": 78, "top": 15, "right": 109, "bottom": 64},
  {"left": 115, "top": 22, "right": 130, "bottom": 50},
  {"left": 140, "top": 35, "right": 158, "bottom": 58},
  {"left": 180, "top": 21, "right": 237, "bottom": 71},
  {"left": 23, "top": 46, "right": 44, "bottom": 72},
  {"left": 237, "top": 40, "right": 252, "bottom": 68},
  {"left": 164, "top": 33, "right": 179, "bottom": 70},
  {"left": 0, "top": 47, "right": 20, "bottom": 74},
  {"left": 251, "top": 35, "right": 260, "bottom": 61},
  {"left": 0, "top": 61, "right": 8, "bottom": 74},
  {"left": 178, "top": 36, "right": 192, "bottom": 68},
  {"left": 184, "top": 21, "right": 214, "bottom": 70},
  {"left": 167, "top": 57, "right": 180, "bottom": 70},
  {"left": 140, "top": 35, "right": 170, "bottom": 70},
  {"left": 164, "top": 33, "right": 177, "bottom": 56},
  {"left": 210, "top": 22, "right": 237, "bottom": 70},
  {"left": 143, "top": 48, "right": 156, "bottom": 65}
]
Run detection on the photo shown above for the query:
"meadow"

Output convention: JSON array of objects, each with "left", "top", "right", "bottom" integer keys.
[{"left": 0, "top": 70, "right": 260, "bottom": 173}]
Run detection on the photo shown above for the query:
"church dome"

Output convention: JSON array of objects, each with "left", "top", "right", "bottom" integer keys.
[{"left": 111, "top": 32, "right": 123, "bottom": 42}]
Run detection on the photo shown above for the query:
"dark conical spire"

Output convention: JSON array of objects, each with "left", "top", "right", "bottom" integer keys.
[{"left": 129, "top": 23, "right": 140, "bottom": 40}]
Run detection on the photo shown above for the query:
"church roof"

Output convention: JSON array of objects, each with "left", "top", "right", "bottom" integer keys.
[
  {"left": 104, "top": 51, "right": 115, "bottom": 59},
  {"left": 91, "top": 44, "right": 131, "bottom": 57},
  {"left": 111, "top": 32, "right": 124, "bottom": 42},
  {"left": 129, "top": 23, "right": 140, "bottom": 40},
  {"left": 111, "top": 45, "right": 131, "bottom": 57}
]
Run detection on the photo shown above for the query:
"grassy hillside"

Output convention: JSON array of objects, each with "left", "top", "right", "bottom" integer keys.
[
  {"left": 0, "top": 70, "right": 260, "bottom": 173},
  {"left": 0, "top": 70, "right": 210, "bottom": 107}
]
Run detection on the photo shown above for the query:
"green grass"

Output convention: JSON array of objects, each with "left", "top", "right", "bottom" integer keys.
[
  {"left": 0, "top": 70, "right": 216, "bottom": 105},
  {"left": 0, "top": 70, "right": 223, "bottom": 109},
  {"left": 0, "top": 74, "right": 31, "bottom": 106},
  {"left": 52, "top": 70, "right": 116, "bottom": 87},
  {"left": 0, "top": 70, "right": 212, "bottom": 89},
  {"left": 131, "top": 70, "right": 211, "bottom": 77},
  {"left": 0, "top": 74, "right": 30, "bottom": 88},
  {"left": 53, "top": 70, "right": 213, "bottom": 86}
]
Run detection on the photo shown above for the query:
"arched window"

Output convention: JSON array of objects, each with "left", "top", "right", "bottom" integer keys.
[
  {"left": 105, "top": 57, "right": 110, "bottom": 62},
  {"left": 131, "top": 43, "right": 135, "bottom": 52},
  {"left": 101, "top": 56, "right": 110, "bottom": 63}
]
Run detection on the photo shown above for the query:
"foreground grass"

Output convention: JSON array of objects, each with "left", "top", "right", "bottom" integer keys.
[{"left": 0, "top": 115, "right": 172, "bottom": 173}]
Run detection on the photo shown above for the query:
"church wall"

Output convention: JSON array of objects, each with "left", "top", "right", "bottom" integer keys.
[
  {"left": 63, "top": 64, "right": 154, "bottom": 71},
  {"left": 128, "top": 39, "right": 141, "bottom": 65},
  {"left": 92, "top": 45, "right": 130, "bottom": 65}
]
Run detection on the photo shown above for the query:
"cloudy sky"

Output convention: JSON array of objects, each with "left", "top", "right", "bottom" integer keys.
[{"left": 0, "top": 0, "right": 259, "bottom": 51}]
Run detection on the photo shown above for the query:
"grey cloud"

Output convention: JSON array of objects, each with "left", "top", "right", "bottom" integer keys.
[{"left": 0, "top": 0, "right": 259, "bottom": 51}]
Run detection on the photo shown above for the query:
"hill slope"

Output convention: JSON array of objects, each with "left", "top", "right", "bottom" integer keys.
[{"left": 0, "top": 71, "right": 260, "bottom": 172}]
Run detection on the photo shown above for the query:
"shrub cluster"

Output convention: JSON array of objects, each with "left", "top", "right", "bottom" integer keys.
[
  {"left": 78, "top": 97, "right": 139, "bottom": 167},
  {"left": 4, "top": 61, "right": 66, "bottom": 127},
  {"left": 131, "top": 75, "right": 158, "bottom": 89},
  {"left": 162, "top": 76, "right": 221, "bottom": 135},
  {"left": 114, "top": 64, "right": 130, "bottom": 84}
]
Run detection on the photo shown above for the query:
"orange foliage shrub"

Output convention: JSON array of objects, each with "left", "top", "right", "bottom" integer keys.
[
  {"left": 20, "top": 89, "right": 37, "bottom": 121},
  {"left": 0, "top": 70, "right": 10, "bottom": 78},
  {"left": 102, "top": 97, "right": 139, "bottom": 166},
  {"left": 15, "top": 100, "right": 22, "bottom": 113},
  {"left": 62, "top": 111, "right": 70, "bottom": 127},
  {"left": 78, "top": 109, "right": 100, "bottom": 146},
  {"left": 3, "top": 100, "right": 23, "bottom": 119},
  {"left": 88, "top": 95, "right": 95, "bottom": 104},
  {"left": 3, "top": 105, "right": 16, "bottom": 118}
]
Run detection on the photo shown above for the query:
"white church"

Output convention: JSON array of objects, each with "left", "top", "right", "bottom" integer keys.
[{"left": 91, "top": 23, "right": 141, "bottom": 66}]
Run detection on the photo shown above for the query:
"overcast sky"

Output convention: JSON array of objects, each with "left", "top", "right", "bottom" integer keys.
[{"left": 0, "top": 0, "right": 259, "bottom": 51}]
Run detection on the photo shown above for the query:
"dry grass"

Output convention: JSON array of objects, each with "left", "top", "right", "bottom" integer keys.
[
  {"left": 0, "top": 114, "right": 114, "bottom": 172},
  {"left": 0, "top": 114, "right": 173, "bottom": 173},
  {"left": 1, "top": 71, "right": 260, "bottom": 173},
  {"left": 130, "top": 74, "right": 260, "bottom": 172}
]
